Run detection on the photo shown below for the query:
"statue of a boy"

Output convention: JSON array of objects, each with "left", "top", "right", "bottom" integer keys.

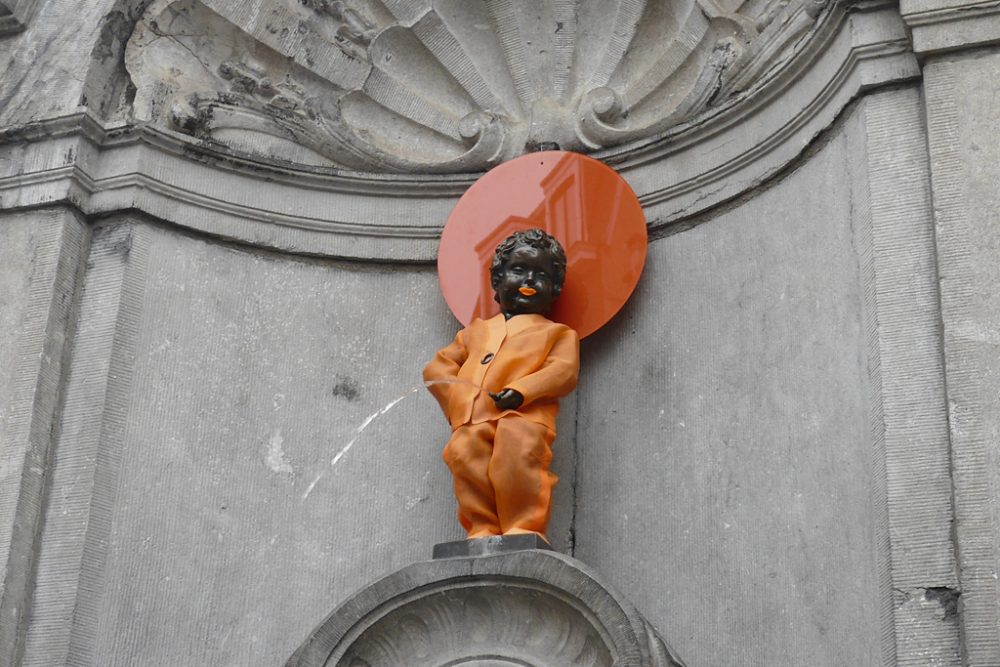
[{"left": 424, "top": 229, "right": 579, "bottom": 541}]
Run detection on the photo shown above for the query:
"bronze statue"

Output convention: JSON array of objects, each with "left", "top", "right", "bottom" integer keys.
[{"left": 424, "top": 229, "right": 579, "bottom": 542}]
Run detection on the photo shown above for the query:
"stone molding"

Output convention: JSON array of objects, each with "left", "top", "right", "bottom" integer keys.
[
  {"left": 0, "top": 2, "right": 917, "bottom": 261},
  {"left": 901, "top": 1, "right": 1000, "bottom": 55},
  {"left": 286, "top": 549, "right": 686, "bottom": 667},
  {"left": 0, "top": 0, "right": 40, "bottom": 35}
]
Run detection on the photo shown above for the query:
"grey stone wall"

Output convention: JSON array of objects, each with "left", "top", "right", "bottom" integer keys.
[
  {"left": 579, "top": 105, "right": 885, "bottom": 665},
  {"left": 576, "top": 84, "right": 956, "bottom": 666},
  {"left": 9, "top": 216, "right": 572, "bottom": 665}
]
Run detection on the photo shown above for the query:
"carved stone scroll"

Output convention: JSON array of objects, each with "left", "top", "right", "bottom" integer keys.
[{"left": 125, "top": 0, "right": 834, "bottom": 173}]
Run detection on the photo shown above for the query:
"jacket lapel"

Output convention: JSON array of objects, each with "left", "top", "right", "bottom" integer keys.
[
  {"left": 470, "top": 314, "right": 507, "bottom": 385},
  {"left": 484, "top": 314, "right": 507, "bottom": 366}
]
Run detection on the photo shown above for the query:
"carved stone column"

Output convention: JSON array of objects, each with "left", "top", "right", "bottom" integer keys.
[{"left": 902, "top": 3, "right": 1000, "bottom": 665}]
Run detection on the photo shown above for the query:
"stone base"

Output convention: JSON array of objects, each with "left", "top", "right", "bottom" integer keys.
[
  {"left": 287, "top": 548, "right": 687, "bottom": 667},
  {"left": 432, "top": 533, "right": 553, "bottom": 559}
]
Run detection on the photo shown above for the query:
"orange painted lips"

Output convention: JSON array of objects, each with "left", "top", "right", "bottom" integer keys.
[{"left": 518, "top": 286, "right": 537, "bottom": 296}]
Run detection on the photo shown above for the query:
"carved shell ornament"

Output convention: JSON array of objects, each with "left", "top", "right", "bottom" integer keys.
[{"left": 126, "top": 0, "right": 830, "bottom": 174}]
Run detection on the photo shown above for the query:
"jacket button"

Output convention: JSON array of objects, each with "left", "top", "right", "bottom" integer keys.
[{"left": 481, "top": 353, "right": 494, "bottom": 364}]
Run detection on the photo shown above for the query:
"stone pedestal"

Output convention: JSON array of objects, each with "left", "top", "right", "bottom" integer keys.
[
  {"left": 432, "top": 533, "right": 553, "bottom": 559},
  {"left": 286, "top": 548, "right": 685, "bottom": 667}
]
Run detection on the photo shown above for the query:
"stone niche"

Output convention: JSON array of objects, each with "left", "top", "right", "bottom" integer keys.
[
  {"left": 286, "top": 549, "right": 685, "bottom": 667},
  {"left": 5, "top": 0, "right": 973, "bottom": 665}
]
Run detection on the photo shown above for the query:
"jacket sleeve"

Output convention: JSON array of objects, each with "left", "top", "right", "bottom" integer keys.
[
  {"left": 422, "top": 327, "right": 469, "bottom": 416},
  {"left": 505, "top": 327, "right": 579, "bottom": 407}
]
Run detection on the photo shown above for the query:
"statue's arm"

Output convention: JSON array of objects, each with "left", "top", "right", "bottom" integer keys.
[
  {"left": 503, "top": 328, "right": 579, "bottom": 408},
  {"left": 423, "top": 328, "right": 469, "bottom": 411}
]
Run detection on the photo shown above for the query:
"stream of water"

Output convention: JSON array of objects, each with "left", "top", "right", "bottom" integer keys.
[{"left": 301, "top": 379, "right": 487, "bottom": 500}]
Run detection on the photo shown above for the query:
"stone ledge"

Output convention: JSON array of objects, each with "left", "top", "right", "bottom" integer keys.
[
  {"left": 902, "top": 1, "right": 1000, "bottom": 55},
  {"left": 432, "top": 533, "right": 554, "bottom": 559}
]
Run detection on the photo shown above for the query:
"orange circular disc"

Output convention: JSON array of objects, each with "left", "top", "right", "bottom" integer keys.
[{"left": 438, "top": 151, "right": 647, "bottom": 339}]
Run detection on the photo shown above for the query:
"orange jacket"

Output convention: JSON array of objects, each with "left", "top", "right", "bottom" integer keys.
[{"left": 423, "top": 313, "right": 580, "bottom": 431}]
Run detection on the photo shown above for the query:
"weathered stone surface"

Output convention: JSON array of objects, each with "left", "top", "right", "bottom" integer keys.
[
  {"left": 576, "top": 110, "right": 881, "bottom": 666},
  {"left": 923, "top": 49, "right": 1000, "bottom": 667},
  {"left": 0, "top": 0, "right": 42, "bottom": 34},
  {"left": 126, "top": 0, "right": 833, "bottom": 172},
  {"left": 432, "top": 533, "right": 553, "bottom": 559},
  {"left": 846, "top": 85, "right": 961, "bottom": 667},
  {"left": 0, "top": 0, "right": 124, "bottom": 127},
  {"left": 902, "top": 0, "right": 1000, "bottom": 55},
  {"left": 574, "top": 85, "right": 958, "bottom": 666},
  {"left": 19, "top": 216, "right": 577, "bottom": 666},
  {"left": 0, "top": 3, "right": 917, "bottom": 262},
  {"left": 0, "top": 208, "right": 85, "bottom": 667},
  {"left": 287, "top": 548, "right": 685, "bottom": 667}
]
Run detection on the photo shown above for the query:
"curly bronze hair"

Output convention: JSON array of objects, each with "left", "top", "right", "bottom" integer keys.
[{"left": 490, "top": 228, "right": 567, "bottom": 295}]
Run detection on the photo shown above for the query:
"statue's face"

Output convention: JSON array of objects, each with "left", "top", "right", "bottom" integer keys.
[{"left": 494, "top": 245, "right": 559, "bottom": 317}]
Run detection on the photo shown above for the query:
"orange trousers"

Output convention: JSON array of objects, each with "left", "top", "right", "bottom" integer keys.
[{"left": 442, "top": 416, "right": 557, "bottom": 540}]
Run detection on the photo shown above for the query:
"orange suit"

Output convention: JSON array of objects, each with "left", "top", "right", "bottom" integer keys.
[{"left": 424, "top": 313, "right": 579, "bottom": 539}]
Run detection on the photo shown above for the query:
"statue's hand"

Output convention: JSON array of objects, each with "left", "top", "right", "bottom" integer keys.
[{"left": 489, "top": 388, "right": 524, "bottom": 410}]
